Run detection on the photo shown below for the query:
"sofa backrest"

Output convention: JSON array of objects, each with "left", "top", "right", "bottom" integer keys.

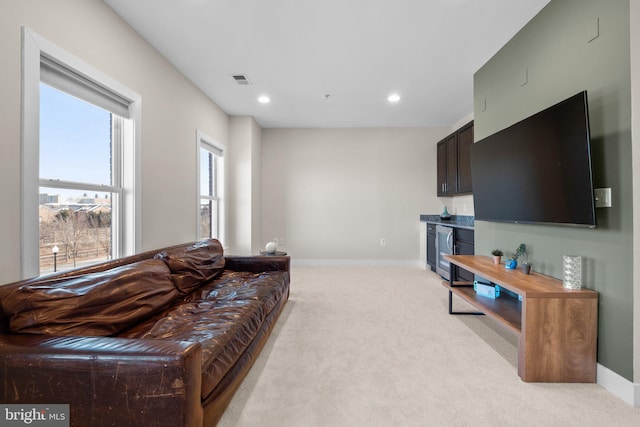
[
  {"left": 2, "top": 259, "right": 180, "bottom": 336},
  {"left": 0, "top": 239, "right": 224, "bottom": 335},
  {"left": 155, "top": 239, "right": 225, "bottom": 294}
]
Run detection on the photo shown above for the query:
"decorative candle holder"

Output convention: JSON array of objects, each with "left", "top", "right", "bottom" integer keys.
[{"left": 563, "top": 255, "right": 582, "bottom": 290}]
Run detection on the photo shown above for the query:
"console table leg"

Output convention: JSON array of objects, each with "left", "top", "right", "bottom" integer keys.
[
  {"left": 448, "top": 289, "right": 484, "bottom": 316},
  {"left": 447, "top": 261, "right": 482, "bottom": 315}
]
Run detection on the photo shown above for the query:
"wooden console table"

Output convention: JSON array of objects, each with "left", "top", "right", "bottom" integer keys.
[{"left": 443, "top": 255, "right": 598, "bottom": 383}]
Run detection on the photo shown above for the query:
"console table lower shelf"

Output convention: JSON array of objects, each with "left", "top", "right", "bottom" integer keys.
[{"left": 443, "top": 255, "right": 598, "bottom": 383}]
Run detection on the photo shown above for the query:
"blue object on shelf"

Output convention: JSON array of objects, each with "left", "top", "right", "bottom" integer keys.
[
  {"left": 474, "top": 281, "right": 499, "bottom": 299},
  {"left": 505, "top": 259, "right": 517, "bottom": 269}
]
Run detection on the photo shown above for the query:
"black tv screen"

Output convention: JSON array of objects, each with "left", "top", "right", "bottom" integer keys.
[{"left": 470, "top": 91, "right": 596, "bottom": 228}]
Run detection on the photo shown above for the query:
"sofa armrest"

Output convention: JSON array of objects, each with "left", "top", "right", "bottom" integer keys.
[
  {"left": 225, "top": 255, "right": 290, "bottom": 274},
  {"left": 0, "top": 334, "right": 203, "bottom": 427}
]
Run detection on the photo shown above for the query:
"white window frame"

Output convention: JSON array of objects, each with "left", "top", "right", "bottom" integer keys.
[
  {"left": 196, "top": 130, "right": 225, "bottom": 244},
  {"left": 21, "top": 27, "right": 141, "bottom": 278}
]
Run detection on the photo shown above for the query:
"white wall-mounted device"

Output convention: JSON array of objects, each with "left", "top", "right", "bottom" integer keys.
[{"left": 594, "top": 188, "right": 611, "bottom": 208}]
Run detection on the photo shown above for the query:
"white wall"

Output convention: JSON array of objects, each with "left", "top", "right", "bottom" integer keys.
[
  {"left": 261, "top": 127, "right": 449, "bottom": 263},
  {"left": 251, "top": 119, "right": 263, "bottom": 253},
  {"left": 228, "top": 116, "right": 263, "bottom": 255},
  {"left": 0, "top": 0, "right": 229, "bottom": 282}
]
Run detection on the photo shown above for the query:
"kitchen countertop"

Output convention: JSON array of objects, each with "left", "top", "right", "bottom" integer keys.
[{"left": 420, "top": 214, "right": 474, "bottom": 229}]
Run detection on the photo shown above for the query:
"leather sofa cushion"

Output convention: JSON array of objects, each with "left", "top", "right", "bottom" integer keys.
[
  {"left": 155, "top": 239, "right": 225, "bottom": 294},
  {"left": 137, "top": 270, "right": 290, "bottom": 398},
  {"left": 1, "top": 259, "right": 179, "bottom": 336}
]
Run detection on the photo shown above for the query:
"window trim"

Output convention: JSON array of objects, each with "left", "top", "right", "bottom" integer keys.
[
  {"left": 21, "top": 27, "right": 141, "bottom": 279},
  {"left": 196, "top": 130, "right": 225, "bottom": 244}
]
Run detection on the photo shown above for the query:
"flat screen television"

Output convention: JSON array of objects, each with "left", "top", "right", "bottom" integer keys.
[{"left": 470, "top": 91, "right": 596, "bottom": 228}]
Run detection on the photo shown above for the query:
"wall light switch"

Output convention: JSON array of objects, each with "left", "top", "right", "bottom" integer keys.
[{"left": 594, "top": 188, "right": 611, "bottom": 208}]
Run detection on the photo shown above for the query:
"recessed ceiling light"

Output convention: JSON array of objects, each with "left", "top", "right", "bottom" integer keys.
[
  {"left": 388, "top": 93, "right": 401, "bottom": 103},
  {"left": 258, "top": 95, "right": 270, "bottom": 104}
]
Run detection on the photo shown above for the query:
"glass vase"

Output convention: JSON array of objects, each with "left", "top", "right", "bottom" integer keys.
[{"left": 563, "top": 255, "right": 582, "bottom": 290}]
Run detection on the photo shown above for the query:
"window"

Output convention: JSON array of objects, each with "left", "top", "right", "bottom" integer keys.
[
  {"left": 197, "top": 131, "right": 225, "bottom": 243},
  {"left": 22, "top": 28, "right": 141, "bottom": 278},
  {"left": 38, "top": 84, "right": 122, "bottom": 274}
]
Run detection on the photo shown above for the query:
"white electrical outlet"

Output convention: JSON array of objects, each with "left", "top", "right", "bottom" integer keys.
[
  {"left": 594, "top": 188, "right": 611, "bottom": 208},
  {"left": 380, "top": 238, "right": 386, "bottom": 246}
]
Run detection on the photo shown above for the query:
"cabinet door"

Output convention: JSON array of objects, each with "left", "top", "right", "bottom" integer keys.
[
  {"left": 454, "top": 229, "right": 474, "bottom": 282},
  {"left": 437, "top": 140, "right": 447, "bottom": 196},
  {"left": 454, "top": 240, "right": 474, "bottom": 282},
  {"left": 445, "top": 134, "right": 457, "bottom": 195},
  {"left": 457, "top": 121, "right": 474, "bottom": 194},
  {"left": 426, "top": 225, "right": 436, "bottom": 271}
]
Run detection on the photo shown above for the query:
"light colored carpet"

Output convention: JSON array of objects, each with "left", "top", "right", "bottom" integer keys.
[{"left": 218, "top": 266, "right": 640, "bottom": 426}]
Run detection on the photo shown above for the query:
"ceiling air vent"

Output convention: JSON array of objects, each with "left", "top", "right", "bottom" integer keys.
[{"left": 231, "top": 74, "right": 251, "bottom": 85}]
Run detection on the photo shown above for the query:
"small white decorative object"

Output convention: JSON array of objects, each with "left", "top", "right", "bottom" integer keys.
[
  {"left": 265, "top": 241, "right": 277, "bottom": 254},
  {"left": 563, "top": 255, "right": 582, "bottom": 290}
]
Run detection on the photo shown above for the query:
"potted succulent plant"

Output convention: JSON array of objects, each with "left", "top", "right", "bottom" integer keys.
[
  {"left": 491, "top": 249, "right": 503, "bottom": 265},
  {"left": 505, "top": 243, "right": 526, "bottom": 269}
]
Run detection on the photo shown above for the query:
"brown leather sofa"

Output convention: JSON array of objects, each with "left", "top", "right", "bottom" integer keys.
[{"left": 0, "top": 239, "right": 290, "bottom": 426}]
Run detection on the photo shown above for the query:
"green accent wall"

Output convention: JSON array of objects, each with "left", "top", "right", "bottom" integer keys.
[{"left": 473, "top": 0, "right": 633, "bottom": 380}]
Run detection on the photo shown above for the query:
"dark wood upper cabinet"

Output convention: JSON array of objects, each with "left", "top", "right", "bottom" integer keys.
[
  {"left": 436, "top": 120, "right": 474, "bottom": 196},
  {"left": 437, "top": 141, "right": 448, "bottom": 196},
  {"left": 445, "top": 134, "right": 458, "bottom": 195}
]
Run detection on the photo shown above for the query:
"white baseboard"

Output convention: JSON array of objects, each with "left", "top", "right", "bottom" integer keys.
[
  {"left": 597, "top": 363, "right": 640, "bottom": 407},
  {"left": 291, "top": 259, "right": 421, "bottom": 267}
]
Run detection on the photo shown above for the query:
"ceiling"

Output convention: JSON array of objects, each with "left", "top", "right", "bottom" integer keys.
[{"left": 103, "top": 0, "right": 551, "bottom": 129}]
